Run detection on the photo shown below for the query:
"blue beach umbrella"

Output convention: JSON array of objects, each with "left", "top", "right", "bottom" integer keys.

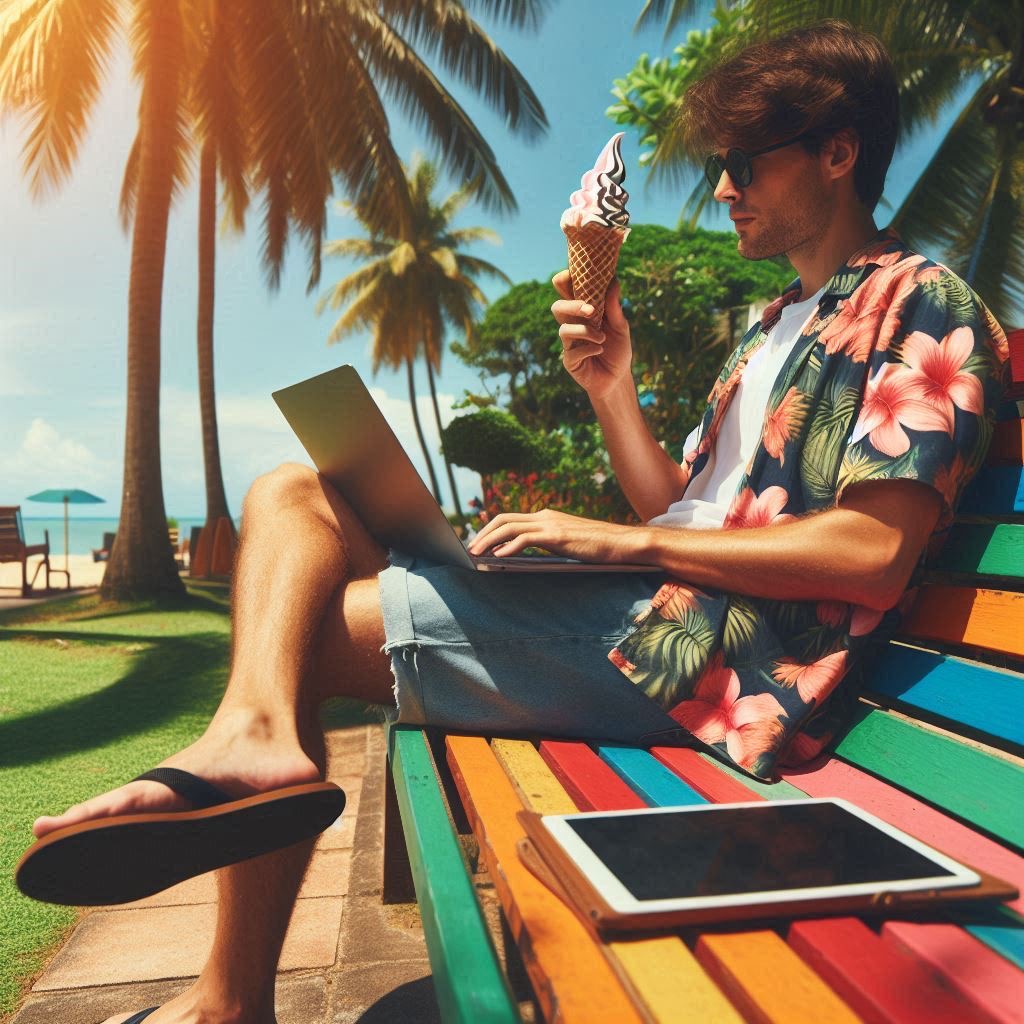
[{"left": 26, "top": 488, "right": 105, "bottom": 571}]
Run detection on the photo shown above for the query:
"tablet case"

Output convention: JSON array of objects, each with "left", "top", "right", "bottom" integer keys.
[{"left": 516, "top": 809, "right": 1018, "bottom": 934}]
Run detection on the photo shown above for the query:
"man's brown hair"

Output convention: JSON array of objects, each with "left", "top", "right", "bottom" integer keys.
[{"left": 681, "top": 20, "right": 899, "bottom": 210}]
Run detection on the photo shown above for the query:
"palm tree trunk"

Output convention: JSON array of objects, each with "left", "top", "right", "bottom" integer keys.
[
  {"left": 101, "top": 0, "right": 185, "bottom": 600},
  {"left": 426, "top": 361, "right": 462, "bottom": 519},
  {"left": 197, "top": 140, "right": 234, "bottom": 531},
  {"left": 406, "top": 358, "right": 443, "bottom": 503}
]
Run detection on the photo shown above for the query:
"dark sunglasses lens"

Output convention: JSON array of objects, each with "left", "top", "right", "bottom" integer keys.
[
  {"left": 704, "top": 154, "right": 725, "bottom": 189},
  {"left": 725, "top": 149, "right": 752, "bottom": 187}
]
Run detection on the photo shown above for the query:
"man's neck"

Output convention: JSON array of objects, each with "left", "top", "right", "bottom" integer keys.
[{"left": 788, "top": 206, "right": 879, "bottom": 300}]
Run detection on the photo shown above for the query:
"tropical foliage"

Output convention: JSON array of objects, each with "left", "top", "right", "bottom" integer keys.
[
  {"left": 319, "top": 156, "right": 510, "bottom": 511},
  {"left": 613, "top": 0, "right": 1024, "bottom": 325},
  {"left": 1, "top": 0, "right": 548, "bottom": 594}
]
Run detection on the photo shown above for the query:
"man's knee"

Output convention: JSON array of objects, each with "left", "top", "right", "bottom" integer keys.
[{"left": 243, "top": 463, "right": 323, "bottom": 520}]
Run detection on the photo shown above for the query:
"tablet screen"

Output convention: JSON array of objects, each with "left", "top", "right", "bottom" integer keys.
[{"left": 561, "top": 801, "right": 962, "bottom": 902}]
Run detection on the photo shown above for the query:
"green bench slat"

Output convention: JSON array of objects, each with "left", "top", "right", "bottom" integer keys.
[
  {"left": 597, "top": 744, "right": 705, "bottom": 805},
  {"left": 868, "top": 645, "right": 1024, "bottom": 748},
  {"left": 388, "top": 727, "right": 519, "bottom": 1023},
  {"left": 835, "top": 710, "right": 1024, "bottom": 850},
  {"left": 934, "top": 523, "right": 1024, "bottom": 578},
  {"left": 958, "top": 465, "right": 1024, "bottom": 514}
]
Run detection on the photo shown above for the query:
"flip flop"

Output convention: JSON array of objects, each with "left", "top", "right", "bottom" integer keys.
[
  {"left": 15, "top": 767, "right": 345, "bottom": 906},
  {"left": 124, "top": 1010, "right": 159, "bottom": 1024}
]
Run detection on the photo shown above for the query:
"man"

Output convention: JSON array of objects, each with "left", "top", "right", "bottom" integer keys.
[{"left": 23, "top": 20, "right": 1007, "bottom": 1024}]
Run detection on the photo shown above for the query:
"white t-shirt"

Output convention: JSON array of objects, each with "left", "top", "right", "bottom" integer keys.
[{"left": 648, "top": 287, "right": 825, "bottom": 530}]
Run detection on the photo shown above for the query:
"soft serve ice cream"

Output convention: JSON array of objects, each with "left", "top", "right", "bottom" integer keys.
[{"left": 560, "top": 132, "right": 630, "bottom": 323}]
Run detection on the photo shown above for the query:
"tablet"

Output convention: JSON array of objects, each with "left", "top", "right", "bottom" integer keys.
[{"left": 528, "top": 799, "right": 982, "bottom": 925}]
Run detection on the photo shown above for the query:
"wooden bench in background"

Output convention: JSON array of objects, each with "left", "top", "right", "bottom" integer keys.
[{"left": 383, "top": 344, "right": 1024, "bottom": 1023}]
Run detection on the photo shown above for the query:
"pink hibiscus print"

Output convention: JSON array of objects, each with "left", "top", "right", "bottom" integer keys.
[
  {"left": 669, "top": 654, "right": 788, "bottom": 769},
  {"left": 652, "top": 584, "right": 707, "bottom": 622},
  {"left": 724, "top": 485, "right": 796, "bottom": 529},
  {"left": 772, "top": 650, "right": 849, "bottom": 705},
  {"left": 850, "top": 605, "right": 884, "bottom": 636},
  {"left": 850, "top": 361, "right": 952, "bottom": 457},
  {"left": 815, "top": 600, "right": 849, "bottom": 627},
  {"left": 608, "top": 647, "right": 636, "bottom": 674},
  {"left": 900, "top": 326, "right": 984, "bottom": 429},
  {"left": 763, "top": 387, "right": 809, "bottom": 463}
]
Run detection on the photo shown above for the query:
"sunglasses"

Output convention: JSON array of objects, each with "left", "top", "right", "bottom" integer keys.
[{"left": 704, "top": 131, "right": 814, "bottom": 190}]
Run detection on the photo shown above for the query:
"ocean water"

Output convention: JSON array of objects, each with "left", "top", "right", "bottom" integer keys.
[{"left": 20, "top": 517, "right": 220, "bottom": 555}]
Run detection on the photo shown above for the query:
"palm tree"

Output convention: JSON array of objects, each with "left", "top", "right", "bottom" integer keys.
[
  {"left": 2, "top": 0, "right": 548, "bottom": 596},
  {"left": 622, "top": 0, "right": 1023, "bottom": 324},
  {"left": 318, "top": 157, "right": 510, "bottom": 515}
]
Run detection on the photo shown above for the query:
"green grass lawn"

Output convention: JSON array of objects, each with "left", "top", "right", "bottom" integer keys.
[{"left": 0, "top": 581, "right": 374, "bottom": 1021}]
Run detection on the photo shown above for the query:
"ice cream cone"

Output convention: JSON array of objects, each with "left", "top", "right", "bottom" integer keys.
[{"left": 565, "top": 222, "right": 628, "bottom": 324}]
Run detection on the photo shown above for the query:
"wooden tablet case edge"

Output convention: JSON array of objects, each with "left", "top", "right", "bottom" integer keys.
[{"left": 516, "top": 809, "right": 1018, "bottom": 934}]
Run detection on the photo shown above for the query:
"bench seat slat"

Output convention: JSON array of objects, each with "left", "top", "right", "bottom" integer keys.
[
  {"left": 650, "top": 748, "right": 767, "bottom": 803},
  {"left": 864, "top": 645, "right": 1024, "bottom": 748},
  {"left": 963, "top": 909, "right": 1024, "bottom": 969},
  {"left": 777, "top": 757, "right": 1024, "bottom": 917},
  {"left": 835, "top": 709, "right": 1024, "bottom": 849},
  {"left": 538, "top": 740, "right": 647, "bottom": 811},
  {"left": 900, "top": 586, "right": 1024, "bottom": 658},
  {"left": 597, "top": 745, "right": 706, "bottom": 805},
  {"left": 694, "top": 930, "right": 861, "bottom": 1024},
  {"left": 958, "top": 465, "right": 1024, "bottom": 514},
  {"left": 491, "top": 738, "right": 578, "bottom": 815},
  {"left": 882, "top": 921, "right": 1024, "bottom": 1024},
  {"left": 387, "top": 729, "right": 520, "bottom": 1023},
  {"left": 445, "top": 735, "right": 646, "bottom": 1024},
  {"left": 788, "top": 917, "right": 995, "bottom": 1024},
  {"left": 933, "top": 523, "right": 1024, "bottom": 579}
]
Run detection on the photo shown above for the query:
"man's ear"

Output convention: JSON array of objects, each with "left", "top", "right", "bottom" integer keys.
[{"left": 825, "top": 128, "right": 860, "bottom": 183}]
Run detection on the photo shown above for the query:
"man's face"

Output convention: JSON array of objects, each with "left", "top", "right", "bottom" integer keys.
[{"left": 709, "top": 138, "right": 832, "bottom": 262}]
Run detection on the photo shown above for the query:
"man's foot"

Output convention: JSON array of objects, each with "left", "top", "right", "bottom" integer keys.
[
  {"left": 32, "top": 705, "right": 321, "bottom": 839},
  {"left": 100, "top": 980, "right": 276, "bottom": 1023}
]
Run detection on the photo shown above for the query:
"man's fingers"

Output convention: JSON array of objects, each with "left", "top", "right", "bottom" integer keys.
[
  {"left": 551, "top": 298, "right": 597, "bottom": 324},
  {"left": 558, "top": 322, "right": 605, "bottom": 346},
  {"left": 552, "top": 269, "right": 574, "bottom": 300},
  {"left": 605, "top": 278, "right": 625, "bottom": 328}
]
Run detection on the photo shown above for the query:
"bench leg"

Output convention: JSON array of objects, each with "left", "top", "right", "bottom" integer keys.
[{"left": 382, "top": 761, "right": 417, "bottom": 904}]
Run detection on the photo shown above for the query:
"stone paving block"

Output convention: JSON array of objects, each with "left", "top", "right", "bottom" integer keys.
[
  {"left": 345, "top": 815, "right": 384, "bottom": 898},
  {"left": 120, "top": 868, "right": 218, "bottom": 909},
  {"left": 299, "top": 846, "right": 353, "bottom": 898},
  {"left": 12, "top": 979, "right": 188, "bottom": 1024},
  {"left": 275, "top": 971, "right": 329, "bottom": 1024},
  {"left": 327, "top": 960, "right": 439, "bottom": 1024},
  {"left": 34, "top": 897, "right": 344, "bottom": 989},
  {"left": 316, "top": 774, "right": 363, "bottom": 851},
  {"left": 338, "top": 896, "right": 428, "bottom": 965}
]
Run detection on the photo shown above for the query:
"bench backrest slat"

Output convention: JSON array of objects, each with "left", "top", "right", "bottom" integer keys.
[
  {"left": 900, "top": 586, "right": 1024, "bottom": 658},
  {"left": 958, "top": 465, "right": 1024, "bottom": 514},
  {"left": 933, "top": 523, "right": 1024, "bottom": 579},
  {"left": 862, "top": 644, "right": 1024, "bottom": 749}
]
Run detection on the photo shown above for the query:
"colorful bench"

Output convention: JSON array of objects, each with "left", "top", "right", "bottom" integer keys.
[{"left": 384, "top": 352, "right": 1024, "bottom": 1022}]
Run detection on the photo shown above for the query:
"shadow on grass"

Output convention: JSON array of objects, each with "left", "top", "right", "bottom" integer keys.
[{"left": 0, "top": 629, "right": 229, "bottom": 770}]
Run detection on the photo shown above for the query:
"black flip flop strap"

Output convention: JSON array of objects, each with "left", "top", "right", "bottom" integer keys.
[
  {"left": 123, "top": 1009, "right": 159, "bottom": 1024},
  {"left": 132, "top": 768, "right": 233, "bottom": 810}
]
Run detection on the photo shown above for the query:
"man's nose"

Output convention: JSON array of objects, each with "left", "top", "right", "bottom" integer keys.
[{"left": 713, "top": 170, "right": 739, "bottom": 203}]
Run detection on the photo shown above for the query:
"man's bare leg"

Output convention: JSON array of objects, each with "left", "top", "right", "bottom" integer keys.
[{"left": 31, "top": 464, "right": 399, "bottom": 1023}]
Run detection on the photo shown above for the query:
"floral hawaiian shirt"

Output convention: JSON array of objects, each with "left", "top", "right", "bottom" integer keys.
[{"left": 608, "top": 230, "right": 1009, "bottom": 780}]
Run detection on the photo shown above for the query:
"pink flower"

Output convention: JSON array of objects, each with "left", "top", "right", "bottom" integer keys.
[
  {"left": 651, "top": 584, "right": 707, "bottom": 622},
  {"left": 608, "top": 647, "right": 636, "bottom": 674},
  {"left": 850, "top": 362, "right": 952, "bottom": 457},
  {"left": 669, "top": 654, "right": 787, "bottom": 769},
  {"left": 815, "top": 600, "right": 848, "bottom": 627},
  {"left": 763, "top": 387, "right": 809, "bottom": 463},
  {"left": 850, "top": 605, "right": 884, "bottom": 636},
  {"left": 900, "top": 327, "right": 984, "bottom": 428},
  {"left": 724, "top": 485, "right": 796, "bottom": 529},
  {"left": 772, "top": 650, "right": 849, "bottom": 705}
]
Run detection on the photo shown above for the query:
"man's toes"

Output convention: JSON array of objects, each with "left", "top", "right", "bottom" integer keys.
[{"left": 32, "top": 782, "right": 189, "bottom": 838}]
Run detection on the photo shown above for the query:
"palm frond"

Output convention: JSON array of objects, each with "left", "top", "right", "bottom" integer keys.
[
  {"left": 118, "top": 129, "right": 141, "bottom": 230},
  {"left": 325, "top": 280, "right": 390, "bottom": 346},
  {"left": 322, "top": 237, "right": 394, "bottom": 259},
  {"left": 633, "top": 0, "right": 701, "bottom": 39},
  {"left": 440, "top": 0, "right": 551, "bottom": 33},
  {"left": 348, "top": 9, "right": 518, "bottom": 213},
  {"left": 454, "top": 253, "right": 512, "bottom": 285},
  {"left": 1, "top": 0, "right": 121, "bottom": 197},
  {"left": 374, "top": 0, "right": 548, "bottom": 141},
  {"left": 315, "top": 260, "right": 389, "bottom": 314},
  {"left": 447, "top": 225, "right": 501, "bottom": 246},
  {"left": 431, "top": 247, "right": 458, "bottom": 277}
]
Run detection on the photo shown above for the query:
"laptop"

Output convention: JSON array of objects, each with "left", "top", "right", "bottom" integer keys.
[{"left": 272, "top": 365, "right": 660, "bottom": 573}]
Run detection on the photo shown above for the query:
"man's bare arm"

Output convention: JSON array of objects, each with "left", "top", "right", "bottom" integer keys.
[
  {"left": 551, "top": 271, "right": 688, "bottom": 520},
  {"left": 470, "top": 479, "right": 942, "bottom": 612}
]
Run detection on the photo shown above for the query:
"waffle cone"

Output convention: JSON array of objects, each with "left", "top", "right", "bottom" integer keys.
[{"left": 564, "top": 222, "right": 628, "bottom": 323}]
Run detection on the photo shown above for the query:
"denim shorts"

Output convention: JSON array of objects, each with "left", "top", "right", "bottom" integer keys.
[{"left": 378, "top": 551, "right": 694, "bottom": 746}]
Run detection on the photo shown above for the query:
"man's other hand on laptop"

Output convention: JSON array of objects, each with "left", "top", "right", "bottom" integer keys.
[{"left": 469, "top": 508, "right": 645, "bottom": 565}]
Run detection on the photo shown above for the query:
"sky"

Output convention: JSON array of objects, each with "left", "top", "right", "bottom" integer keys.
[{"left": 0, "top": 1, "right": 962, "bottom": 520}]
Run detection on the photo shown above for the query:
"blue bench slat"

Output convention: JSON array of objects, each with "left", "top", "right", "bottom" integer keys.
[
  {"left": 597, "top": 745, "right": 706, "bottom": 805},
  {"left": 963, "top": 907, "right": 1024, "bottom": 971},
  {"left": 867, "top": 645, "right": 1024, "bottom": 748},
  {"left": 959, "top": 465, "right": 1024, "bottom": 514}
]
